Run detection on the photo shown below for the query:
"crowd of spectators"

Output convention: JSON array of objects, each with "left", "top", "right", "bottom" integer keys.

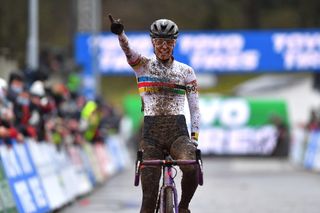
[
  {"left": 306, "top": 109, "right": 320, "bottom": 131},
  {"left": 0, "top": 71, "right": 122, "bottom": 149}
]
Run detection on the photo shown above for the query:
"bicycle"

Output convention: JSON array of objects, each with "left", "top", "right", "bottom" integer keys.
[{"left": 134, "top": 149, "right": 204, "bottom": 213}]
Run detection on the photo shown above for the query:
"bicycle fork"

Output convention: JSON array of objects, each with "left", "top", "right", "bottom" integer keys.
[{"left": 159, "top": 165, "right": 179, "bottom": 213}]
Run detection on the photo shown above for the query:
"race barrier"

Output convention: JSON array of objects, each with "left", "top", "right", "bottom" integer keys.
[
  {"left": 0, "top": 139, "right": 50, "bottom": 213},
  {"left": 289, "top": 127, "right": 307, "bottom": 165},
  {"left": 290, "top": 128, "right": 320, "bottom": 172},
  {"left": 303, "top": 131, "right": 320, "bottom": 172},
  {"left": 0, "top": 134, "right": 130, "bottom": 213},
  {"left": 0, "top": 156, "right": 17, "bottom": 213}
]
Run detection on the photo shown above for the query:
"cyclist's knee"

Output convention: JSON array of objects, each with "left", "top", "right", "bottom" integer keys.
[
  {"left": 171, "top": 135, "right": 189, "bottom": 148},
  {"left": 171, "top": 136, "right": 196, "bottom": 159}
]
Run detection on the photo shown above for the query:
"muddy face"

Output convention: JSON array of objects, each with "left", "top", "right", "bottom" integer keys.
[{"left": 152, "top": 38, "right": 176, "bottom": 61}]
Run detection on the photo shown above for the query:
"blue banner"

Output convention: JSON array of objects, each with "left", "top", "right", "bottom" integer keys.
[
  {"left": 75, "top": 29, "right": 320, "bottom": 76},
  {"left": 0, "top": 140, "right": 50, "bottom": 213}
]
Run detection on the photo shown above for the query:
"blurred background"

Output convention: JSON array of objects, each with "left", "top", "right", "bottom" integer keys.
[
  {"left": 1, "top": 0, "right": 320, "bottom": 212},
  {"left": 2, "top": 0, "right": 320, "bottom": 154}
]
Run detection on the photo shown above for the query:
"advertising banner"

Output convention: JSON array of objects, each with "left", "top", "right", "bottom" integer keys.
[
  {"left": 123, "top": 95, "right": 289, "bottom": 155},
  {"left": 0, "top": 156, "right": 17, "bottom": 213},
  {"left": 290, "top": 128, "right": 307, "bottom": 165},
  {"left": 82, "top": 143, "right": 104, "bottom": 184},
  {"left": 76, "top": 30, "right": 320, "bottom": 98},
  {"left": 26, "top": 139, "right": 67, "bottom": 210},
  {"left": 304, "top": 131, "right": 320, "bottom": 171},
  {"left": 75, "top": 30, "right": 320, "bottom": 75},
  {"left": 53, "top": 150, "right": 79, "bottom": 202},
  {"left": 105, "top": 135, "right": 130, "bottom": 172},
  {"left": 77, "top": 147, "right": 96, "bottom": 186},
  {"left": 94, "top": 143, "right": 110, "bottom": 179},
  {"left": 0, "top": 140, "right": 50, "bottom": 213},
  {"left": 66, "top": 146, "right": 93, "bottom": 195}
]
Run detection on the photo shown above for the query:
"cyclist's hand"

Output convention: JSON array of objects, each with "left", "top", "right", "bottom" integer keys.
[
  {"left": 108, "top": 14, "right": 124, "bottom": 35},
  {"left": 190, "top": 139, "right": 198, "bottom": 147}
]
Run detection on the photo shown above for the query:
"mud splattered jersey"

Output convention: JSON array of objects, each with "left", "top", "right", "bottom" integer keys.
[{"left": 118, "top": 32, "right": 200, "bottom": 139}]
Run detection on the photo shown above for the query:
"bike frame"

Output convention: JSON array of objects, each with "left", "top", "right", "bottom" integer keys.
[
  {"left": 134, "top": 149, "right": 203, "bottom": 213},
  {"left": 159, "top": 155, "right": 179, "bottom": 212}
]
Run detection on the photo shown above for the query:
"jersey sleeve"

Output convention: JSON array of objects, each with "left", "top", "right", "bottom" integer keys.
[
  {"left": 118, "top": 32, "right": 147, "bottom": 74},
  {"left": 185, "top": 68, "right": 200, "bottom": 142}
]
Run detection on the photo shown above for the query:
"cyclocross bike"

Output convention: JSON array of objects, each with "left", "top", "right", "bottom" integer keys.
[{"left": 134, "top": 149, "right": 204, "bottom": 213}]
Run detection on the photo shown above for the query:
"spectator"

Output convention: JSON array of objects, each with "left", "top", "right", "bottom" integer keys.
[
  {"left": 0, "top": 78, "right": 12, "bottom": 118},
  {"left": 13, "top": 89, "right": 37, "bottom": 139},
  {"left": 29, "top": 80, "right": 52, "bottom": 141},
  {"left": 0, "top": 78, "right": 24, "bottom": 145},
  {"left": 306, "top": 109, "right": 319, "bottom": 131},
  {"left": 7, "top": 71, "right": 25, "bottom": 103},
  {"left": 81, "top": 100, "right": 102, "bottom": 143},
  {"left": 270, "top": 115, "right": 290, "bottom": 157},
  {"left": 2, "top": 70, "right": 123, "bottom": 151}
]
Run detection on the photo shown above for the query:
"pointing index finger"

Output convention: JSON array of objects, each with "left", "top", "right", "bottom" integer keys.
[{"left": 108, "top": 14, "right": 115, "bottom": 23}]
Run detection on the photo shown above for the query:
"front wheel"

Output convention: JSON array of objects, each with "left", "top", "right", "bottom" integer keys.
[{"left": 163, "top": 187, "right": 174, "bottom": 213}]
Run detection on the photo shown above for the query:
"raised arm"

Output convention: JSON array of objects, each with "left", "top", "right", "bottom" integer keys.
[
  {"left": 185, "top": 68, "right": 200, "bottom": 146},
  {"left": 109, "top": 14, "right": 145, "bottom": 72}
]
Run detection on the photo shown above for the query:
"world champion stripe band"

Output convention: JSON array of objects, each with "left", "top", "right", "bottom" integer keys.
[
  {"left": 138, "top": 82, "right": 186, "bottom": 90},
  {"left": 137, "top": 76, "right": 170, "bottom": 83},
  {"left": 191, "top": 132, "right": 199, "bottom": 141},
  {"left": 138, "top": 87, "right": 186, "bottom": 95},
  {"left": 137, "top": 76, "right": 187, "bottom": 95}
]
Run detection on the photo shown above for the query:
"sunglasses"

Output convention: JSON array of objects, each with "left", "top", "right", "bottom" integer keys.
[{"left": 153, "top": 38, "right": 176, "bottom": 46}]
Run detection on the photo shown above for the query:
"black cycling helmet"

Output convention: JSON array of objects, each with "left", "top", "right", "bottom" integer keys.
[{"left": 150, "top": 19, "right": 179, "bottom": 39}]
